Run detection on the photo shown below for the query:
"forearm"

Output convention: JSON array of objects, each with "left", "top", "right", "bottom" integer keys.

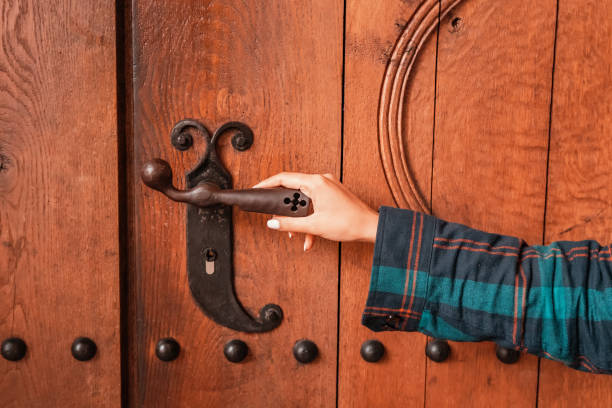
[{"left": 362, "top": 206, "right": 612, "bottom": 374}]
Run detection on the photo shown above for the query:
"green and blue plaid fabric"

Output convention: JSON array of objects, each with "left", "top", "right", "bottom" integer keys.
[{"left": 362, "top": 206, "right": 612, "bottom": 374}]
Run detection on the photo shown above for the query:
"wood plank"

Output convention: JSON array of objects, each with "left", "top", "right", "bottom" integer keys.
[
  {"left": 0, "top": 1, "right": 120, "bottom": 406},
  {"left": 129, "top": 1, "right": 342, "bottom": 406},
  {"left": 426, "top": 0, "right": 557, "bottom": 406},
  {"left": 340, "top": 0, "right": 438, "bottom": 406},
  {"left": 538, "top": 1, "right": 612, "bottom": 405}
]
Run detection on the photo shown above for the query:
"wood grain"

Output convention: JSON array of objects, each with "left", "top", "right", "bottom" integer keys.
[
  {"left": 0, "top": 1, "right": 120, "bottom": 406},
  {"left": 426, "top": 0, "right": 557, "bottom": 406},
  {"left": 129, "top": 1, "right": 342, "bottom": 406},
  {"left": 538, "top": 1, "right": 612, "bottom": 406},
  {"left": 340, "top": 0, "right": 438, "bottom": 406}
]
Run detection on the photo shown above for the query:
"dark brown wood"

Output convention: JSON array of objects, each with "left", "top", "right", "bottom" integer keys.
[
  {"left": 426, "top": 0, "right": 557, "bottom": 406},
  {"left": 0, "top": 1, "right": 120, "bottom": 406},
  {"left": 129, "top": 0, "right": 342, "bottom": 406},
  {"left": 340, "top": 0, "right": 438, "bottom": 405},
  {"left": 538, "top": 1, "right": 612, "bottom": 405}
]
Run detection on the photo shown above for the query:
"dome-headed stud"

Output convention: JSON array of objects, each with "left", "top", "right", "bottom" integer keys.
[
  {"left": 425, "top": 339, "right": 450, "bottom": 363},
  {"left": 1, "top": 338, "right": 27, "bottom": 361},
  {"left": 224, "top": 339, "right": 249, "bottom": 363},
  {"left": 156, "top": 338, "right": 180, "bottom": 362},
  {"left": 293, "top": 339, "right": 318, "bottom": 364}
]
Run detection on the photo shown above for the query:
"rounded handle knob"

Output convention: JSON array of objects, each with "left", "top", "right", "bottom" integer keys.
[
  {"left": 293, "top": 339, "right": 318, "bottom": 364},
  {"left": 141, "top": 158, "right": 174, "bottom": 192},
  {"left": 71, "top": 337, "right": 97, "bottom": 361},
  {"left": 224, "top": 339, "right": 249, "bottom": 363},
  {"left": 495, "top": 345, "right": 520, "bottom": 364},
  {"left": 1, "top": 337, "right": 27, "bottom": 361},
  {"left": 425, "top": 338, "right": 450, "bottom": 362},
  {"left": 156, "top": 338, "right": 180, "bottom": 362},
  {"left": 360, "top": 340, "right": 385, "bottom": 363}
]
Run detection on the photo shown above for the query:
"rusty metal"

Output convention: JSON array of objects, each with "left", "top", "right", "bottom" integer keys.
[
  {"left": 156, "top": 338, "right": 180, "bottom": 362},
  {"left": 171, "top": 131, "right": 193, "bottom": 151},
  {"left": 71, "top": 337, "right": 97, "bottom": 361},
  {"left": 141, "top": 158, "right": 311, "bottom": 217},
  {"left": 293, "top": 339, "right": 318, "bottom": 364},
  {"left": 141, "top": 119, "right": 291, "bottom": 333},
  {"left": 1, "top": 338, "right": 26, "bottom": 361},
  {"left": 496, "top": 345, "right": 521, "bottom": 364},
  {"left": 224, "top": 339, "right": 249, "bottom": 363},
  {"left": 425, "top": 338, "right": 451, "bottom": 362},
  {"left": 360, "top": 339, "right": 385, "bottom": 363}
]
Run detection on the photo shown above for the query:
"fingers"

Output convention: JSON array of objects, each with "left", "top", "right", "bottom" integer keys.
[
  {"left": 268, "top": 217, "right": 316, "bottom": 251},
  {"left": 304, "top": 234, "right": 315, "bottom": 252},
  {"left": 252, "top": 172, "right": 338, "bottom": 195},
  {"left": 252, "top": 172, "right": 312, "bottom": 190},
  {"left": 266, "top": 215, "right": 316, "bottom": 234},
  {"left": 284, "top": 230, "right": 314, "bottom": 251}
]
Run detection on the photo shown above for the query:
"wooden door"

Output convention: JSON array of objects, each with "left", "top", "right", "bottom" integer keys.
[
  {"left": 0, "top": 1, "right": 121, "bottom": 406},
  {"left": 2, "top": 0, "right": 611, "bottom": 407},
  {"left": 341, "top": 0, "right": 612, "bottom": 407},
  {"left": 128, "top": 1, "right": 342, "bottom": 406}
]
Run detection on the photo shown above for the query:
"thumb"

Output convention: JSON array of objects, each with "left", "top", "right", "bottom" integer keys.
[{"left": 266, "top": 215, "right": 315, "bottom": 234}]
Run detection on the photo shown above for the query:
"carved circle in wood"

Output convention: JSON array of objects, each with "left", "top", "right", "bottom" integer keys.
[{"left": 378, "top": 0, "right": 463, "bottom": 213}]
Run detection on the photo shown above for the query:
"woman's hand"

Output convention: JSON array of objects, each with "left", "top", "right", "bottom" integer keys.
[{"left": 253, "top": 172, "right": 379, "bottom": 251}]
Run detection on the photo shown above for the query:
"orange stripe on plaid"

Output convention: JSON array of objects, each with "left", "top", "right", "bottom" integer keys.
[
  {"left": 523, "top": 247, "right": 600, "bottom": 255},
  {"left": 363, "top": 310, "right": 421, "bottom": 318},
  {"left": 434, "top": 237, "right": 519, "bottom": 251},
  {"left": 522, "top": 251, "right": 612, "bottom": 262},
  {"left": 512, "top": 272, "right": 520, "bottom": 345},
  {"left": 577, "top": 355, "right": 599, "bottom": 372},
  {"left": 403, "top": 213, "right": 424, "bottom": 329},
  {"left": 365, "top": 305, "right": 422, "bottom": 314},
  {"left": 540, "top": 352, "right": 596, "bottom": 373},
  {"left": 523, "top": 246, "right": 589, "bottom": 255},
  {"left": 519, "top": 264, "right": 528, "bottom": 349},
  {"left": 433, "top": 244, "right": 519, "bottom": 257},
  {"left": 398, "top": 212, "right": 417, "bottom": 319}
]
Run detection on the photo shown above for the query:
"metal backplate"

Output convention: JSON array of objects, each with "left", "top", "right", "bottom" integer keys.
[{"left": 172, "top": 119, "right": 282, "bottom": 333}]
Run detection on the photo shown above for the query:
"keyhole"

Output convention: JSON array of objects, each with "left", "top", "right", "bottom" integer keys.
[{"left": 204, "top": 248, "right": 217, "bottom": 262}]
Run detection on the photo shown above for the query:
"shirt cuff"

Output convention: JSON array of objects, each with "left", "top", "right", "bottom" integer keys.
[{"left": 361, "top": 206, "right": 436, "bottom": 331}]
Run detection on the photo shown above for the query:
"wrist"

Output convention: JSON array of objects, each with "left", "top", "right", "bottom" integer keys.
[{"left": 359, "top": 209, "right": 379, "bottom": 243}]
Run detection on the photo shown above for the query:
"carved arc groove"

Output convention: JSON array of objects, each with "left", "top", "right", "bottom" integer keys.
[{"left": 378, "top": 0, "right": 464, "bottom": 213}]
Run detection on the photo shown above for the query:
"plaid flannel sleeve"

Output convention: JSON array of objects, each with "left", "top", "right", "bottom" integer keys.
[{"left": 362, "top": 206, "right": 612, "bottom": 374}]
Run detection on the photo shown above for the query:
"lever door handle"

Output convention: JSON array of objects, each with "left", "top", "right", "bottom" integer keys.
[
  {"left": 140, "top": 119, "right": 301, "bottom": 333},
  {"left": 141, "top": 158, "right": 311, "bottom": 217}
]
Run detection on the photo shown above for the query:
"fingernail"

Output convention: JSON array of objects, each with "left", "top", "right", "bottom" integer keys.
[
  {"left": 303, "top": 242, "right": 308, "bottom": 252},
  {"left": 267, "top": 219, "right": 280, "bottom": 230},
  {"left": 288, "top": 232, "right": 293, "bottom": 239}
]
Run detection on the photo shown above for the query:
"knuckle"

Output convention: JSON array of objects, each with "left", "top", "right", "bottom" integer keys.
[{"left": 314, "top": 174, "right": 327, "bottom": 184}]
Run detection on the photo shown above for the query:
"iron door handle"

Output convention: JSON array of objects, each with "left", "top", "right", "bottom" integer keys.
[
  {"left": 140, "top": 119, "right": 306, "bottom": 333},
  {"left": 141, "top": 158, "right": 311, "bottom": 217}
]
